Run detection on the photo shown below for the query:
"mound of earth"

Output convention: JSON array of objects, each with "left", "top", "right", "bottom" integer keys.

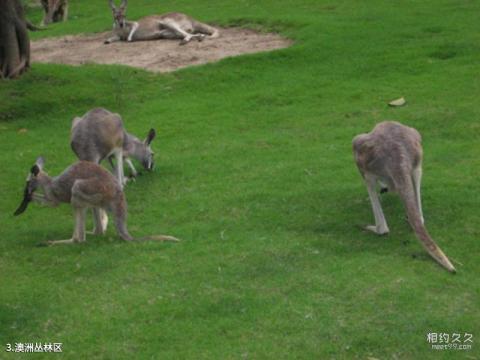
[{"left": 31, "top": 28, "right": 292, "bottom": 73}]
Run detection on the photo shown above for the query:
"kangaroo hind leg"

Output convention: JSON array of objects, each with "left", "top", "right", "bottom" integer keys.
[
  {"left": 91, "top": 208, "right": 109, "bottom": 235},
  {"left": 47, "top": 207, "right": 87, "bottom": 245},
  {"left": 159, "top": 19, "right": 203, "bottom": 44},
  {"left": 364, "top": 174, "right": 389, "bottom": 235},
  {"left": 113, "top": 148, "right": 126, "bottom": 188},
  {"left": 193, "top": 21, "right": 219, "bottom": 39}
]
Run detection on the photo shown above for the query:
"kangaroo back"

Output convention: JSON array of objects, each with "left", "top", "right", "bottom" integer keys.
[{"left": 71, "top": 108, "right": 125, "bottom": 163}]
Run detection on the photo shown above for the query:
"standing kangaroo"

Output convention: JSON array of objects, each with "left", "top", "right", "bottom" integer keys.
[
  {"left": 353, "top": 121, "right": 455, "bottom": 272},
  {"left": 105, "top": 0, "right": 219, "bottom": 44},
  {"left": 41, "top": 0, "right": 68, "bottom": 26},
  {"left": 13, "top": 157, "right": 178, "bottom": 245},
  {"left": 70, "top": 107, "right": 156, "bottom": 188}
]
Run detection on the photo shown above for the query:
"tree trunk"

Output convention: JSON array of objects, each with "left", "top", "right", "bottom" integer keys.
[{"left": 0, "top": 0, "right": 30, "bottom": 79}]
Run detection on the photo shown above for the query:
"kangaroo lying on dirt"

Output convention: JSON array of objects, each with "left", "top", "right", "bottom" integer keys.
[
  {"left": 353, "top": 121, "right": 455, "bottom": 272},
  {"left": 105, "top": 0, "right": 219, "bottom": 44},
  {"left": 70, "top": 107, "right": 156, "bottom": 189},
  {"left": 14, "top": 157, "right": 178, "bottom": 245}
]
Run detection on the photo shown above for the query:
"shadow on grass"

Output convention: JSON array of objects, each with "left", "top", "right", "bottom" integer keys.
[{"left": 232, "top": 187, "right": 429, "bottom": 260}]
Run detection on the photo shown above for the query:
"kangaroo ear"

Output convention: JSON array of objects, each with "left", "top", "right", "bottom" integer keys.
[
  {"left": 145, "top": 128, "right": 156, "bottom": 145},
  {"left": 109, "top": 0, "right": 117, "bottom": 10},
  {"left": 120, "top": 0, "right": 127, "bottom": 9},
  {"left": 31, "top": 165, "right": 40, "bottom": 177},
  {"left": 35, "top": 156, "right": 45, "bottom": 170}
]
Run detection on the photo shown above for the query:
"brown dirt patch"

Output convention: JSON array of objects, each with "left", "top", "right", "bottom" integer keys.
[{"left": 31, "top": 28, "right": 292, "bottom": 73}]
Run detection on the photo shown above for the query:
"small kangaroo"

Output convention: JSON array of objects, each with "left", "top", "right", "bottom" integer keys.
[
  {"left": 41, "top": 0, "right": 68, "bottom": 26},
  {"left": 13, "top": 157, "right": 178, "bottom": 245},
  {"left": 70, "top": 108, "right": 156, "bottom": 188},
  {"left": 353, "top": 121, "right": 456, "bottom": 272},
  {"left": 105, "top": 0, "right": 219, "bottom": 45}
]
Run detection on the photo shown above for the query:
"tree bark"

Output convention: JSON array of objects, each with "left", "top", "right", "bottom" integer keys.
[{"left": 0, "top": 0, "right": 30, "bottom": 79}]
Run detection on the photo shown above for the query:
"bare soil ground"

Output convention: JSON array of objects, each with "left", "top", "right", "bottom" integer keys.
[{"left": 31, "top": 28, "right": 292, "bottom": 73}]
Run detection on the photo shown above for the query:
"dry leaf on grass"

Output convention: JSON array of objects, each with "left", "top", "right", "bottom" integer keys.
[{"left": 388, "top": 97, "right": 406, "bottom": 107}]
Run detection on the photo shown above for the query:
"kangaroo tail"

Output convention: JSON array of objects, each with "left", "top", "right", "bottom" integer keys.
[
  {"left": 26, "top": 21, "right": 45, "bottom": 31},
  {"left": 134, "top": 235, "right": 180, "bottom": 242},
  {"left": 112, "top": 192, "right": 134, "bottom": 241},
  {"left": 112, "top": 191, "right": 179, "bottom": 243},
  {"left": 194, "top": 21, "right": 220, "bottom": 38},
  {"left": 397, "top": 174, "right": 456, "bottom": 273}
]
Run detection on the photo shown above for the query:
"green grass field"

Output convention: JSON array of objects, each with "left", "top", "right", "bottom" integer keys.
[{"left": 1, "top": 0, "right": 479, "bottom": 358}]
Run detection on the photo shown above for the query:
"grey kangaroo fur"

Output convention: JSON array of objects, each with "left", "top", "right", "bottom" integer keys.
[
  {"left": 14, "top": 157, "right": 178, "bottom": 245},
  {"left": 353, "top": 121, "right": 456, "bottom": 273},
  {"left": 70, "top": 107, "right": 156, "bottom": 188},
  {"left": 41, "top": 0, "right": 68, "bottom": 26},
  {"left": 105, "top": 0, "right": 219, "bottom": 45}
]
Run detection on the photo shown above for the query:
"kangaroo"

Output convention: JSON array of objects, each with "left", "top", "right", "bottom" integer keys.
[
  {"left": 70, "top": 108, "right": 156, "bottom": 189},
  {"left": 41, "top": 0, "right": 68, "bottom": 26},
  {"left": 13, "top": 157, "right": 178, "bottom": 245},
  {"left": 353, "top": 121, "right": 455, "bottom": 272},
  {"left": 105, "top": 0, "right": 219, "bottom": 45}
]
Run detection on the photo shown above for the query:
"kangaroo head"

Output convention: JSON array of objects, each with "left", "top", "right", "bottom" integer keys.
[
  {"left": 109, "top": 0, "right": 128, "bottom": 28},
  {"left": 27, "top": 157, "right": 48, "bottom": 195},
  {"left": 140, "top": 128, "right": 156, "bottom": 171},
  {"left": 14, "top": 157, "right": 46, "bottom": 216}
]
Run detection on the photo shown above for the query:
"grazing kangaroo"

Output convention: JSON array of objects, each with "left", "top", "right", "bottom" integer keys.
[
  {"left": 353, "top": 121, "right": 456, "bottom": 272},
  {"left": 13, "top": 157, "right": 178, "bottom": 245},
  {"left": 41, "top": 0, "right": 68, "bottom": 26},
  {"left": 105, "top": 0, "right": 219, "bottom": 45},
  {"left": 70, "top": 108, "right": 156, "bottom": 188}
]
